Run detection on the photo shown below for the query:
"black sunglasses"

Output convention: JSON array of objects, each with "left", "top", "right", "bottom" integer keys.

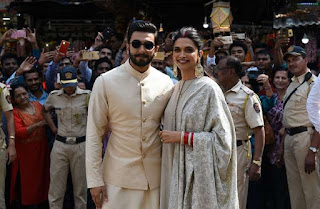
[{"left": 131, "top": 40, "right": 155, "bottom": 50}]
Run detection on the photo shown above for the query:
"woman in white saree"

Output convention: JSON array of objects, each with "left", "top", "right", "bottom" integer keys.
[{"left": 159, "top": 27, "right": 239, "bottom": 209}]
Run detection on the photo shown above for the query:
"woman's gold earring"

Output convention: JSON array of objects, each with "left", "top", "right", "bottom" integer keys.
[
  {"left": 173, "top": 64, "right": 178, "bottom": 77},
  {"left": 195, "top": 61, "right": 204, "bottom": 78}
]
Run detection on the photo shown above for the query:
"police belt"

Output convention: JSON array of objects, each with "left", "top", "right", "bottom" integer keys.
[
  {"left": 237, "top": 140, "right": 248, "bottom": 147},
  {"left": 285, "top": 126, "right": 308, "bottom": 136},
  {"left": 56, "top": 135, "right": 86, "bottom": 144}
]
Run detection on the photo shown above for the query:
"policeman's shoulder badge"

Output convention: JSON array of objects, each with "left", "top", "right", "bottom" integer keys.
[
  {"left": 6, "top": 95, "right": 11, "bottom": 104},
  {"left": 253, "top": 103, "right": 260, "bottom": 113}
]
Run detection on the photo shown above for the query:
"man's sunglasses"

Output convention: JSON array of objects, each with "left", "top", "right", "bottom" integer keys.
[{"left": 130, "top": 40, "right": 155, "bottom": 50}]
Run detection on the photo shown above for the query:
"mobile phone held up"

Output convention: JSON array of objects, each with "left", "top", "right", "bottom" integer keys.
[
  {"left": 11, "top": 29, "right": 26, "bottom": 39},
  {"left": 81, "top": 51, "right": 99, "bottom": 60},
  {"left": 58, "top": 40, "right": 70, "bottom": 56},
  {"left": 101, "top": 27, "right": 115, "bottom": 43}
]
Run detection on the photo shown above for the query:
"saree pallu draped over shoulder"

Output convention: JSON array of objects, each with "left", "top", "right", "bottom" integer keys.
[{"left": 160, "top": 77, "right": 239, "bottom": 209}]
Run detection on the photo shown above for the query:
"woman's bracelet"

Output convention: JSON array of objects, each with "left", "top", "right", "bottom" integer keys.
[
  {"left": 182, "top": 132, "right": 194, "bottom": 147},
  {"left": 180, "top": 131, "right": 185, "bottom": 144}
]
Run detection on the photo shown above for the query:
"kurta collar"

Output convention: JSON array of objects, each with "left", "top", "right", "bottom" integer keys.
[
  {"left": 226, "top": 80, "right": 242, "bottom": 93},
  {"left": 291, "top": 68, "right": 311, "bottom": 84},
  {"left": 124, "top": 59, "right": 151, "bottom": 81}
]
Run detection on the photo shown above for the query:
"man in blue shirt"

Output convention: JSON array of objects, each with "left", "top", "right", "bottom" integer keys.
[{"left": 23, "top": 69, "right": 48, "bottom": 105}]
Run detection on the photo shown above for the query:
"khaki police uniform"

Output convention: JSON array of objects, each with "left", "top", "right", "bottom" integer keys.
[
  {"left": 44, "top": 87, "right": 90, "bottom": 209},
  {"left": 282, "top": 71, "right": 320, "bottom": 209},
  {"left": 224, "top": 80, "right": 264, "bottom": 209},
  {"left": 0, "top": 83, "right": 13, "bottom": 209}
]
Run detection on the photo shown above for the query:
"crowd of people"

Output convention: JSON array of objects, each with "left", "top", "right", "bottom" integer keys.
[{"left": 0, "top": 19, "right": 319, "bottom": 209}]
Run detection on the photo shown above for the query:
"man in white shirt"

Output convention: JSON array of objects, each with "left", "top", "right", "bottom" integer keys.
[{"left": 86, "top": 20, "right": 173, "bottom": 209}]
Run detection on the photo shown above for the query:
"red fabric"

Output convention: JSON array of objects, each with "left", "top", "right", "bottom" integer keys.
[{"left": 10, "top": 101, "right": 50, "bottom": 205}]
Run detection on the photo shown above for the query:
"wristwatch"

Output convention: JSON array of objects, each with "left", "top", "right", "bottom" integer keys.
[
  {"left": 309, "top": 147, "right": 318, "bottom": 154},
  {"left": 252, "top": 160, "right": 262, "bottom": 167}
]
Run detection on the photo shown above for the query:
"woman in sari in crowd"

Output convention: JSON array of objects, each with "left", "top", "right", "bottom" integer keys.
[
  {"left": 9, "top": 83, "right": 50, "bottom": 209},
  {"left": 159, "top": 27, "right": 238, "bottom": 209}
]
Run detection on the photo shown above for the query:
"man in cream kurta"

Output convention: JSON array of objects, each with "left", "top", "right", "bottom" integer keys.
[{"left": 86, "top": 20, "right": 173, "bottom": 209}]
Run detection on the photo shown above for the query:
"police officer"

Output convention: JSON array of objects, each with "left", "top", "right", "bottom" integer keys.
[
  {"left": 0, "top": 82, "right": 16, "bottom": 209},
  {"left": 43, "top": 66, "right": 90, "bottom": 209},
  {"left": 282, "top": 46, "right": 320, "bottom": 209},
  {"left": 214, "top": 56, "right": 265, "bottom": 209}
]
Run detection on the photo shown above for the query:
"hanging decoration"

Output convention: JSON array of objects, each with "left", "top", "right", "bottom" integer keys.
[{"left": 210, "top": 1, "right": 233, "bottom": 34}]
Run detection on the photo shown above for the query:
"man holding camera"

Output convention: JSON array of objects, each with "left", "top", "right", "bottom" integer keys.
[
  {"left": 214, "top": 56, "right": 265, "bottom": 209},
  {"left": 282, "top": 46, "right": 320, "bottom": 209}
]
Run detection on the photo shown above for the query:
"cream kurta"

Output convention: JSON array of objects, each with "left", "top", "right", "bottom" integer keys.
[{"left": 86, "top": 60, "right": 173, "bottom": 190}]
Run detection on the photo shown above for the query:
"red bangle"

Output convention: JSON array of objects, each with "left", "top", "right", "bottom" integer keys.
[{"left": 184, "top": 132, "right": 189, "bottom": 145}]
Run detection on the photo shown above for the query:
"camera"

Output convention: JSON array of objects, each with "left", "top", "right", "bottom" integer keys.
[
  {"left": 247, "top": 70, "right": 264, "bottom": 93},
  {"left": 101, "top": 27, "right": 115, "bottom": 42}
]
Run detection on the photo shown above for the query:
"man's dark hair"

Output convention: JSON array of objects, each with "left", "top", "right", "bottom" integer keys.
[
  {"left": 23, "top": 67, "right": 43, "bottom": 80},
  {"left": 172, "top": 27, "right": 203, "bottom": 51},
  {"left": 94, "top": 57, "right": 113, "bottom": 71},
  {"left": 1, "top": 53, "right": 18, "bottom": 66},
  {"left": 255, "top": 49, "right": 274, "bottom": 61},
  {"left": 253, "top": 42, "right": 270, "bottom": 52},
  {"left": 97, "top": 44, "right": 113, "bottom": 54},
  {"left": 127, "top": 20, "right": 158, "bottom": 45},
  {"left": 222, "top": 56, "right": 243, "bottom": 78},
  {"left": 229, "top": 41, "right": 248, "bottom": 55}
]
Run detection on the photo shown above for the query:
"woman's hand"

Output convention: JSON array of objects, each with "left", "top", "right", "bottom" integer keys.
[{"left": 159, "top": 130, "right": 181, "bottom": 144}]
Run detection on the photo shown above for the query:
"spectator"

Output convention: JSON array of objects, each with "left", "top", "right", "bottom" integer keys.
[
  {"left": 23, "top": 68, "right": 48, "bottom": 105},
  {"left": 259, "top": 67, "right": 291, "bottom": 209},
  {"left": 9, "top": 84, "right": 50, "bottom": 209}
]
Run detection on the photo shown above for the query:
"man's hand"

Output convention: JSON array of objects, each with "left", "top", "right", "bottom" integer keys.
[
  {"left": 0, "top": 29, "right": 15, "bottom": 46},
  {"left": 159, "top": 130, "right": 181, "bottom": 144},
  {"left": 244, "top": 37, "right": 253, "bottom": 48},
  {"left": 247, "top": 162, "right": 261, "bottom": 181},
  {"left": 16, "top": 56, "right": 37, "bottom": 76},
  {"left": 212, "top": 37, "right": 224, "bottom": 48},
  {"left": 90, "top": 186, "right": 108, "bottom": 209},
  {"left": 276, "top": 146, "right": 284, "bottom": 168},
  {"left": 92, "top": 32, "right": 104, "bottom": 50},
  {"left": 25, "top": 28, "right": 37, "bottom": 44},
  {"left": 6, "top": 143, "right": 16, "bottom": 165},
  {"left": 73, "top": 50, "right": 84, "bottom": 68},
  {"left": 38, "top": 49, "right": 55, "bottom": 66},
  {"left": 53, "top": 47, "right": 64, "bottom": 64},
  {"left": 305, "top": 150, "right": 316, "bottom": 174},
  {"left": 257, "top": 74, "right": 270, "bottom": 88},
  {"left": 274, "top": 32, "right": 290, "bottom": 49}
]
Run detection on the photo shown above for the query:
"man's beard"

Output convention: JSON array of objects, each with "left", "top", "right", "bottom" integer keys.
[{"left": 129, "top": 51, "right": 154, "bottom": 67}]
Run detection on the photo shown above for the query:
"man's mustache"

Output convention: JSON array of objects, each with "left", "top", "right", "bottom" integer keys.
[{"left": 134, "top": 54, "right": 149, "bottom": 58}]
